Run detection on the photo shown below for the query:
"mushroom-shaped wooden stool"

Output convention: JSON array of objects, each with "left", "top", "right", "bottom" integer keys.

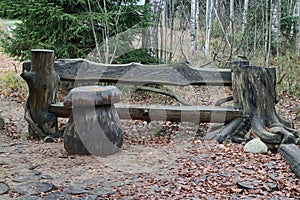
[{"left": 63, "top": 86, "right": 123, "bottom": 156}]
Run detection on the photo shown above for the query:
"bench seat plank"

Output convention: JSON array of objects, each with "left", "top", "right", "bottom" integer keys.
[{"left": 50, "top": 102, "right": 241, "bottom": 124}]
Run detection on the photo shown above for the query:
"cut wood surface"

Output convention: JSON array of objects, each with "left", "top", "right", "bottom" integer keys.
[
  {"left": 63, "top": 85, "right": 122, "bottom": 107},
  {"left": 50, "top": 102, "right": 241, "bottom": 124},
  {"left": 24, "top": 59, "right": 232, "bottom": 86}
]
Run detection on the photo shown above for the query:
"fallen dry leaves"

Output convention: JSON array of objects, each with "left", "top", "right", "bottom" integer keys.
[
  {"left": 100, "top": 134, "right": 300, "bottom": 199},
  {"left": 0, "top": 64, "right": 299, "bottom": 198}
]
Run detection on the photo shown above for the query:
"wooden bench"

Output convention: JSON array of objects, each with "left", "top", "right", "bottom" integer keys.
[
  {"left": 22, "top": 49, "right": 243, "bottom": 128},
  {"left": 22, "top": 50, "right": 298, "bottom": 149},
  {"left": 22, "top": 50, "right": 246, "bottom": 155},
  {"left": 21, "top": 50, "right": 300, "bottom": 177}
]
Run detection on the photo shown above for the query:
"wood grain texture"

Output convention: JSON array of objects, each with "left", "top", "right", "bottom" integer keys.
[
  {"left": 21, "top": 50, "right": 59, "bottom": 137},
  {"left": 50, "top": 102, "right": 241, "bottom": 124},
  {"left": 24, "top": 59, "right": 232, "bottom": 86},
  {"left": 279, "top": 144, "right": 300, "bottom": 178}
]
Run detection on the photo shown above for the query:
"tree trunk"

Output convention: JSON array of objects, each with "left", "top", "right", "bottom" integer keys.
[
  {"left": 271, "top": 0, "right": 281, "bottom": 65},
  {"left": 190, "top": 0, "right": 199, "bottom": 57},
  {"left": 229, "top": 0, "right": 234, "bottom": 40},
  {"left": 205, "top": 0, "right": 213, "bottom": 56},
  {"left": 294, "top": 0, "right": 300, "bottom": 52},
  {"left": 216, "top": 62, "right": 300, "bottom": 146},
  {"left": 21, "top": 49, "right": 59, "bottom": 138},
  {"left": 264, "top": 0, "right": 271, "bottom": 67},
  {"left": 242, "top": 0, "right": 249, "bottom": 34}
]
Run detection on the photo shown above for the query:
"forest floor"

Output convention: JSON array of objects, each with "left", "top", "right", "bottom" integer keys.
[{"left": 0, "top": 55, "right": 299, "bottom": 199}]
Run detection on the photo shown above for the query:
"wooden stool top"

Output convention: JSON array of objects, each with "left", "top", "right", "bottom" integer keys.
[{"left": 64, "top": 86, "right": 122, "bottom": 107}]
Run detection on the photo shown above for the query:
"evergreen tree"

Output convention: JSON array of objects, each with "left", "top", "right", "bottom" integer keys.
[{"left": 0, "top": 0, "right": 152, "bottom": 60}]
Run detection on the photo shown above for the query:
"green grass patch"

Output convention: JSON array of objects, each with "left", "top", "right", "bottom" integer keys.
[
  {"left": 276, "top": 51, "right": 300, "bottom": 97},
  {"left": 0, "top": 72, "right": 28, "bottom": 98}
]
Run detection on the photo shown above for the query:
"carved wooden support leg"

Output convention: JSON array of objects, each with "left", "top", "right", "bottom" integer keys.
[
  {"left": 21, "top": 49, "right": 59, "bottom": 139},
  {"left": 216, "top": 62, "right": 299, "bottom": 146},
  {"left": 63, "top": 86, "right": 124, "bottom": 156}
]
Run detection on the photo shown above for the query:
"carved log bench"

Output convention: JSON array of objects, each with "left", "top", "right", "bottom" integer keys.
[{"left": 63, "top": 85, "right": 123, "bottom": 156}]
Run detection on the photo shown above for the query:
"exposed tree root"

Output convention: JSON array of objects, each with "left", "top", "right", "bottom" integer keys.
[
  {"left": 212, "top": 63, "right": 299, "bottom": 147},
  {"left": 214, "top": 96, "right": 233, "bottom": 106},
  {"left": 24, "top": 103, "right": 46, "bottom": 138},
  {"left": 216, "top": 118, "right": 244, "bottom": 143}
]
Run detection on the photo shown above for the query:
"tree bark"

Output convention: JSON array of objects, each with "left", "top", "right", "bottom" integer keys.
[
  {"left": 294, "top": 0, "right": 300, "bottom": 52},
  {"left": 229, "top": 0, "right": 234, "bottom": 40},
  {"left": 21, "top": 49, "right": 59, "bottom": 138},
  {"left": 190, "top": 0, "right": 199, "bottom": 57},
  {"left": 205, "top": 0, "right": 213, "bottom": 56},
  {"left": 242, "top": 0, "right": 249, "bottom": 34},
  {"left": 271, "top": 0, "right": 282, "bottom": 68},
  {"left": 217, "top": 62, "right": 300, "bottom": 145}
]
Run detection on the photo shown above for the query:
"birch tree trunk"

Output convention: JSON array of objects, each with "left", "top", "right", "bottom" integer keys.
[
  {"left": 205, "top": 0, "right": 213, "bottom": 56},
  {"left": 264, "top": 0, "right": 271, "bottom": 67},
  {"left": 190, "top": 0, "right": 199, "bottom": 57},
  {"left": 164, "top": 0, "right": 168, "bottom": 63},
  {"left": 229, "top": 0, "right": 234, "bottom": 40},
  {"left": 168, "top": 0, "right": 176, "bottom": 62},
  {"left": 148, "top": 0, "right": 161, "bottom": 59},
  {"left": 294, "top": 0, "right": 300, "bottom": 52},
  {"left": 242, "top": 0, "right": 249, "bottom": 34},
  {"left": 271, "top": 0, "right": 282, "bottom": 71}
]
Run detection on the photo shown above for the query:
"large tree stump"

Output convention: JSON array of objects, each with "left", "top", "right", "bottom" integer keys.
[
  {"left": 21, "top": 49, "right": 59, "bottom": 138},
  {"left": 63, "top": 86, "right": 123, "bottom": 156},
  {"left": 216, "top": 62, "right": 300, "bottom": 146}
]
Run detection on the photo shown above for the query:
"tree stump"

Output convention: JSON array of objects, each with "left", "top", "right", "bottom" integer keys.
[
  {"left": 21, "top": 49, "right": 59, "bottom": 138},
  {"left": 63, "top": 86, "right": 124, "bottom": 156},
  {"left": 216, "top": 62, "right": 300, "bottom": 147}
]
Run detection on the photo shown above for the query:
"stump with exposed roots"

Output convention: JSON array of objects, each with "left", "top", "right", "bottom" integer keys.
[{"left": 216, "top": 62, "right": 300, "bottom": 148}]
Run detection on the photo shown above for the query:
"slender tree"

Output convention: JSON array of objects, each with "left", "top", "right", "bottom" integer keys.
[
  {"left": 229, "top": 0, "right": 234, "bottom": 40},
  {"left": 242, "top": 0, "right": 249, "bottom": 34},
  {"left": 190, "top": 0, "right": 199, "bottom": 57},
  {"left": 205, "top": 0, "right": 213, "bottom": 56},
  {"left": 294, "top": 0, "right": 300, "bottom": 52},
  {"left": 271, "top": 0, "right": 282, "bottom": 69}
]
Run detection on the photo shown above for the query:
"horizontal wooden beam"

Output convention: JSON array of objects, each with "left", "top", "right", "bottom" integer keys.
[
  {"left": 50, "top": 102, "right": 241, "bottom": 124},
  {"left": 24, "top": 59, "right": 232, "bottom": 86},
  {"left": 279, "top": 144, "right": 300, "bottom": 178}
]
